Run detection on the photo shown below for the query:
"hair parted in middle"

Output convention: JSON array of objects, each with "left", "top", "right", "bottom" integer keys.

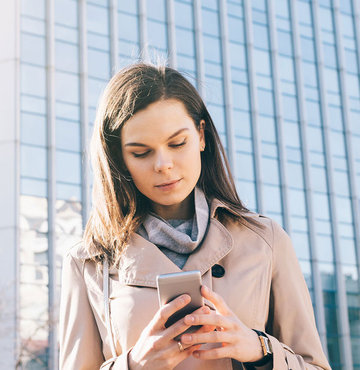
[{"left": 84, "top": 62, "right": 261, "bottom": 266}]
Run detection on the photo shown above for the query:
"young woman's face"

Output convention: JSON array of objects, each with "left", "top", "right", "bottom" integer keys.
[{"left": 121, "top": 98, "right": 205, "bottom": 219}]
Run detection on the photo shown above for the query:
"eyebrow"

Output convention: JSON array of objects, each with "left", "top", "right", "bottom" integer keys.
[{"left": 124, "top": 128, "right": 189, "bottom": 147}]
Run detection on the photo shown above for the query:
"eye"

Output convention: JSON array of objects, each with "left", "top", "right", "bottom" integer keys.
[
  {"left": 170, "top": 139, "right": 186, "bottom": 148},
  {"left": 132, "top": 150, "right": 150, "bottom": 158}
]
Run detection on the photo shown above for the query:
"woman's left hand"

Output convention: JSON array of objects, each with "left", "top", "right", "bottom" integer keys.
[{"left": 180, "top": 285, "right": 264, "bottom": 363}]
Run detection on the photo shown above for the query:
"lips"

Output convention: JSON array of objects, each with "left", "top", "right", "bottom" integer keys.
[{"left": 155, "top": 179, "right": 181, "bottom": 187}]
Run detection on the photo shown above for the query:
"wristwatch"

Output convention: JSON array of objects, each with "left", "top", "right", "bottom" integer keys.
[{"left": 253, "top": 329, "right": 273, "bottom": 358}]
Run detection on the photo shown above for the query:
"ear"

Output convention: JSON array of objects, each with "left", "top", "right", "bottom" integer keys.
[{"left": 199, "top": 120, "right": 206, "bottom": 150}]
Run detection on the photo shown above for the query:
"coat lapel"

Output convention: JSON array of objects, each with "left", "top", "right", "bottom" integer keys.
[{"left": 118, "top": 206, "right": 234, "bottom": 288}]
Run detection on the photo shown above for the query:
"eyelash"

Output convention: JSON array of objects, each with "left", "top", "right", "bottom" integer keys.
[{"left": 132, "top": 140, "right": 187, "bottom": 158}]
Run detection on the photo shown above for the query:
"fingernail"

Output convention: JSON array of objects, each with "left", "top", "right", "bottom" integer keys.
[{"left": 182, "top": 334, "right": 192, "bottom": 342}]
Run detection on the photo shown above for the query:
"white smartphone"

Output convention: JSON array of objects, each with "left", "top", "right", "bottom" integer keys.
[{"left": 156, "top": 270, "right": 204, "bottom": 340}]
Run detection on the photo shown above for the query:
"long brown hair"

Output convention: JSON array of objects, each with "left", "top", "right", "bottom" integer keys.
[{"left": 84, "top": 63, "right": 261, "bottom": 265}]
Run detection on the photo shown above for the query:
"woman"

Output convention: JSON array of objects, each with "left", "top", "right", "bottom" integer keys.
[{"left": 59, "top": 63, "right": 331, "bottom": 370}]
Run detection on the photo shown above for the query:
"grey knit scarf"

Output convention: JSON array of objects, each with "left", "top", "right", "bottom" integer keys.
[{"left": 137, "top": 187, "right": 210, "bottom": 269}]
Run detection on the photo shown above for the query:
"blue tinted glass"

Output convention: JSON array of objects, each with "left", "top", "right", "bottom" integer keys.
[
  {"left": 56, "top": 150, "right": 81, "bottom": 184},
  {"left": 236, "top": 180, "right": 257, "bottom": 211},
  {"left": 207, "top": 104, "right": 225, "bottom": 133},
  {"left": 118, "top": 0, "right": 137, "bottom": 14},
  {"left": 202, "top": 9, "right": 219, "bottom": 36},
  {"left": 262, "top": 156, "right": 280, "bottom": 185},
  {"left": 119, "top": 39, "right": 140, "bottom": 58},
  {"left": 176, "top": 28, "right": 195, "bottom": 56},
  {"left": 278, "top": 56, "right": 294, "bottom": 81},
  {"left": 291, "top": 231, "right": 310, "bottom": 259},
  {"left": 21, "top": 64, "right": 46, "bottom": 97},
  {"left": 253, "top": 49, "right": 271, "bottom": 75},
  {"left": 286, "top": 147, "right": 301, "bottom": 162},
  {"left": 274, "top": 0, "right": 289, "bottom": 18},
  {"left": 329, "top": 130, "right": 346, "bottom": 157},
  {"left": 287, "top": 162, "right": 304, "bottom": 188},
  {"left": 310, "top": 165, "right": 328, "bottom": 192},
  {"left": 56, "top": 119, "right": 80, "bottom": 152},
  {"left": 229, "top": 42, "right": 246, "bottom": 69},
  {"left": 302, "top": 62, "right": 317, "bottom": 87},
  {"left": 21, "top": 34, "right": 46, "bottom": 66},
  {"left": 257, "top": 89, "right": 274, "bottom": 116},
  {"left": 88, "top": 32, "right": 111, "bottom": 51},
  {"left": 228, "top": 17, "right": 244, "bottom": 43},
  {"left": 322, "top": 43, "right": 337, "bottom": 68},
  {"left": 118, "top": 13, "right": 139, "bottom": 42},
  {"left": 316, "top": 234, "right": 334, "bottom": 262},
  {"left": 21, "top": 178, "right": 47, "bottom": 197},
  {"left": 21, "top": 95, "right": 46, "bottom": 115},
  {"left": 340, "top": 0, "right": 352, "bottom": 14},
  {"left": 300, "top": 36, "right": 315, "bottom": 62},
  {"left": 252, "top": 0, "right": 266, "bottom": 11},
  {"left": 232, "top": 83, "right": 249, "bottom": 110},
  {"left": 296, "top": 1, "right": 311, "bottom": 25},
  {"left": 87, "top": 4, "right": 109, "bottom": 35},
  {"left": 252, "top": 9, "right": 267, "bottom": 24},
  {"left": 55, "top": 41, "right": 78, "bottom": 73},
  {"left": 56, "top": 183, "right": 81, "bottom": 201},
  {"left": 21, "top": 113, "right": 46, "bottom": 147},
  {"left": 262, "top": 142, "right": 277, "bottom": 157},
  {"left": 333, "top": 170, "right": 350, "bottom": 197},
  {"left": 256, "top": 75, "right": 272, "bottom": 89},
  {"left": 55, "top": 102, "right": 80, "bottom": 121},
  {"left": 227, "top": 2, "right": 243, "bottom": 18},
  {"left": 55, "top": 0, "right": 77, "bottom": 27},
  {"left": 305, "top": 100, "right": 321, "bottom": 125},
  {"left": 253, "top": 23, "right": 269, "bottom": 49},
  {"left": 202, "top": 0, "right": 218, "bottom": 11},
  {"left": 205, "top": 77, "right": 224, "bottom": 105},
  {"left": 282, "top": 95, "right": 298, "bottom": 121},
  {"left": 277, "top": 30, "right": 293, "bottom": 56},
  {"left": 340, "top": 14, "right": 355, "bottom": 37},
  {"left": 21, "top": 16, "right": 45, "bottom": 36},
  {"left": 233, "top": 110, "right": 251, "bottom": 137},
  {"left": 307, "top": 125, "right": 324, "bottom": 151},
  {"left": 319, "top": 7, "right": 333, "bottom": 31},
  {"left": 335, "top": 196, "right": 353, "bottom": 223},
  {"left": 88, "top": 49, "right": 110, "bottom": 79},
  {"left": 176, "top": 54, "right": 196, "bottom": 72},
  {"left": 345, "top": 73, "right": 360, "bottom": 98},
  {"left": 284, "top": 121, "right": 300, "bottom": 147},
  {"left": 263, "top": 184, "right": 282, "bottom": 213},
  {"left": 175, "top": 1, "right": 193, "bottom": 28},
  {"left": 327, "top": 106, "right": 343, "bottom": 130},
  {"left": 88, "top": 78, "right": 107, "bottom": 107},
  {"left": 349, "top": 112, "right": 360, "bottom": 135},
  {"left": 344, "top": 50, "right": 358, "bottom": 74},
  {"left": 235, "top": 152, "right": 255, "bottom": 181},
  {"left": 21, "top": 0, "right": 45, "bottom": 19},
  {"left": 147, "top": 20, "right": 167, "bottom": 50},
  {"left": 203, "top": 35, "right": 221, "bottom": 63},
  {"left": 55, "top": 72, "right": 79, "bottom": 104},
  {"left": 258, "top": 115, "right": 276, "bottom": 142},
  {"left": 204, "top": 61, "right": 222, "bottom": 77},
  {"left": 21, "top": 145, "right": 47, "bottom": 179},
  {"left": 147, "top": 0, "right": 166, "bottom": 21},
  {"left": 55, "top": 24, "right": 78, "bottom": 43}
]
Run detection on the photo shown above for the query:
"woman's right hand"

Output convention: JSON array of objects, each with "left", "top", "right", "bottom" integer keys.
[{"left": 128, "top": 294, "right": 211, "bottom": 370}]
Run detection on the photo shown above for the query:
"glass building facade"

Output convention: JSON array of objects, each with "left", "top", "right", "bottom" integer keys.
[{"left": 1, "top": 0, "right": 360, "bottom": 368}]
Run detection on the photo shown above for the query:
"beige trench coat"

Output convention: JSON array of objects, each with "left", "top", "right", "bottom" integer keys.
[{"left": 59, "top": 199, "right": 331, "bottom": 370}]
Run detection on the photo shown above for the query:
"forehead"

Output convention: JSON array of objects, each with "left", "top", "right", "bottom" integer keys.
[{"left": 121, "top": 99, "right": 196, "bottom": 143}]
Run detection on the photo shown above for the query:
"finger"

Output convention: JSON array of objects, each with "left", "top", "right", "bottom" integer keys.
[
  {"left": 163, "top": 306, "right": 210, "bottom": 342},
  {"left": 183, "top": 313, "right": 234, "bottom": 330},
  {"left": 201, "top": 286, "right": 231, "bottom": 315},
  {"left": 193, "top": 345, "right": 232, "bottom": 360},
  {"left": 153, "top": 294, "right": 191, "bottom": 330},
  {"left": 181, "top": 329, "right": 233, "bottom": 346}
]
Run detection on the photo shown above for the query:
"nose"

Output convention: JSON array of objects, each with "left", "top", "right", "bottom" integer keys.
[{"left": 154, "top": 150, "right": 173, "bottom": 173}]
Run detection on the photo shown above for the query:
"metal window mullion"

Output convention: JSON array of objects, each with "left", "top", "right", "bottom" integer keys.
[
  {"left": 243, "top": 0, "right": 263, "bottom": 214},
  {"left": 46, "top": 0, "right": 57, "bottom": 368},
  {"left": 138, "top": 0, "right": 148, "bottom": 61},
  {"left": 333, "top": 0, "right": 360, "bottom": 301},
  {"left": 289, "top": 0, "right": 328, "bottom": 353},
  {"left": 312, "top": 1, "right": 353, "bottom": 368},
  {"left": 352, "top": 0, "right": 360, "bottom": 81},
  {"left": 193, "top": 0, "right": 205, "bottom": 98},
  {"left": 267, "top": 0, "right": 290, "bottom": 232},
  {"left": 166, "top": 0, "right": 177, "bottom": 69},
  {"left": 219, "top": 0, "right": 235, "bottom": 173},
  {"left": 109, "top": 0, "right": 118, "bottom": 74},
  {"left": 79, "top": 0, "right": 90, "bottom": 230},
  {"left": 14, "top": 0, "right": 21, "bottom": 364}
]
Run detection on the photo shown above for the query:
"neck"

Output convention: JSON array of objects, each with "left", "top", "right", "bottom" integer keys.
[{"left": 151, "top": 191, "right": 195, "bottom": 220}]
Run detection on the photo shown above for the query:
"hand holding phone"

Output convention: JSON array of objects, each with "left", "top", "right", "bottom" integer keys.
[{"left": 156, "top": 270, "right": 204, "bottom": 341}]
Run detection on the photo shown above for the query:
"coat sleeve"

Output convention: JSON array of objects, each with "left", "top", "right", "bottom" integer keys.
[
  {"left": 59, "top": 252, "right": 131, "bottom": 370},
  {"left": 262, "top": 220, "right": 331, "bottom": 370}
]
